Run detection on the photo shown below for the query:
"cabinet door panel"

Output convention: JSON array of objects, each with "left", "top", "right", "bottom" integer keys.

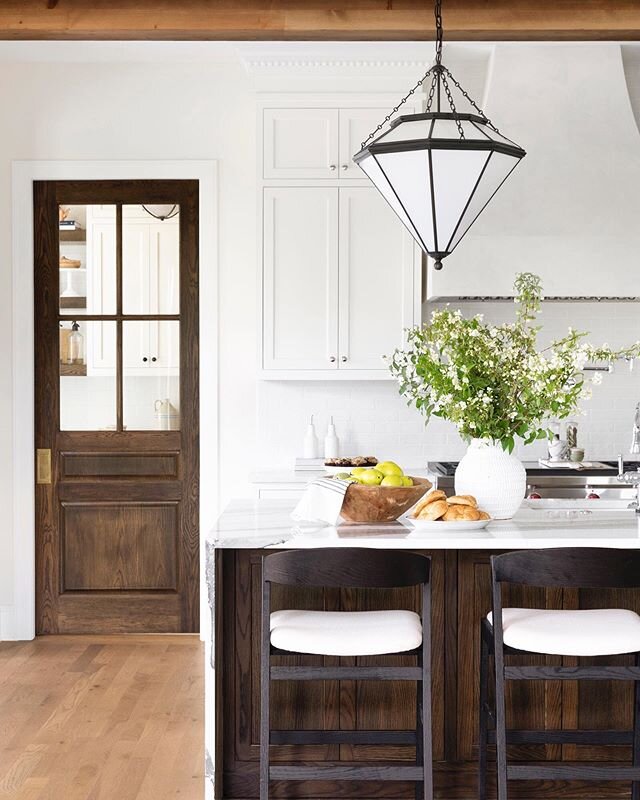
[
  {"left": 263, "top": 188, "right": 339, "bottom": 371},
  {"left": 339, "top": 108, "right": 396, "bottom": 180},
  {"left": 338, "top": 187, "right": 417, "bottom": 371},
  {"left": 263, "top": 109, "right": 339, "bottom": 179},
  {"left": 150, "top": 221, "right": 180, "bottom": 315}
]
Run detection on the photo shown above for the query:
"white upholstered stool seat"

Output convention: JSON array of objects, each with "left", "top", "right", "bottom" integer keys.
[
  {"left": 487, "top": 607, "right": 640, "bottom": 657},
  {"left": 270, "top": 609, "right": 423, "bottom": 656}
]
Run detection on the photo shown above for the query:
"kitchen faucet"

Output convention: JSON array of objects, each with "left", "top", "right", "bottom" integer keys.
[
  {"left": 617, "top": 453, "right": 640, "bottom": 513},
  {"left": 631, "top": 402, "right": 640, "bottom": 455}
]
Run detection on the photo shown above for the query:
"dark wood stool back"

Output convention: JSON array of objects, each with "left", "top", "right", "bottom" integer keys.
[
  {"left": 261, "top": 547, "right": 433, "bottom": 800},
  {"left": 480, "top": 547, "right": 640, "bottom": 800}
]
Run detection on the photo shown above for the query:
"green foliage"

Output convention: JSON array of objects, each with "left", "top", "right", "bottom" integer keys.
[{"left": 388, "top": 272, "right": 640, "bottom": 453}]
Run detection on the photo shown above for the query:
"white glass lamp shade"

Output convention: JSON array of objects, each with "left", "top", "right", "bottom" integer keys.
[{"left": 354, "top": 112, "right": 525, "bottom": 268}]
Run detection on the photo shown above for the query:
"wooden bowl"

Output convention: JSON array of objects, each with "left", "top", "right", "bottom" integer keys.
[{"left": 340, "top": 476, "right": 432, "bottom": 523}]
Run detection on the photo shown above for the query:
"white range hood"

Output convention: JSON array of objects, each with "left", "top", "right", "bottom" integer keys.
[{"left": 427, "top": 44, "right": 640, "bottom": 300}]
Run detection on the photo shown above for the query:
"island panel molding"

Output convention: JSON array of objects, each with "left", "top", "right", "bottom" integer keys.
[{"left": 3, "top": 1, "right": 640, "bottom": 40}]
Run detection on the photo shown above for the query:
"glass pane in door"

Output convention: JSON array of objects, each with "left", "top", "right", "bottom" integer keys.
[
  {"left": 123, "top": 321, "right": 180, "bottom": 430},
  {"left": 122, "top": 204, "right": 180, "bottom": 314},
  {"left": 59, "top": 204, "right": 116, "bottom": 315},
  {"left": 59, "top": 321, "right": 117, "bottom": 430}
]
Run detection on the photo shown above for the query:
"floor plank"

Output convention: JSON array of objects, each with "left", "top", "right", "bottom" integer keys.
[{"left": 0, "top": 635, "right": 203, "bottom": 800}]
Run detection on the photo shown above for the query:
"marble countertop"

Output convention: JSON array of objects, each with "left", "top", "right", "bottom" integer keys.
[{"left": 211, "top": 499, "right": 640, "bottom": 549}]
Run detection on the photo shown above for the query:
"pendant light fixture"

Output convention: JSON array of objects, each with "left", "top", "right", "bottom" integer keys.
[{"left": 353, "top": 0, "right": 525, "bottom": 270}]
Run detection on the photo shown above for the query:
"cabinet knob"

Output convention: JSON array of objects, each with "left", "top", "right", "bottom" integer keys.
[
  {"left": 341, "top": 164, "right": 348, "bottom": 171},
  {"left": 341, "top": 356, "right": 348, "bottom": 362},
  {"left": 329, "top": 164, "right": 337, "bottom": 171},
  {"left": 329, "top": 356, "right": 336, "bottom": 363},
  {"left": 142, "top": 357, "right": 148, "bottom": 363},
  {"left": 151, "top": 357, "right": 157, "bottom": 362}
]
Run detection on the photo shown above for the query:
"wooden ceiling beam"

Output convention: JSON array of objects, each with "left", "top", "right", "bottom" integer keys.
[{"left": 0, "top": 1, "right": 638, "bottom": 42}]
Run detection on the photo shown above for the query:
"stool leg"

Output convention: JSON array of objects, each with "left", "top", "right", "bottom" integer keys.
[
  {"left": 478, "top": 631, "right": 489, "bottom": 800},
  {"left": 416, "top": 651, "right": 424, "bottom": 800},
  {"left": 494, "top": 643, "right": 508, "bottom": 800},
  {"left": 260, "top": 581, "right": 271, "bottom": 800},
  {"left": 421, "top": 581, "right": 434, "bottom": 800},
  {"left": 633, "top": 651, "right": 640, "bottom": 800}
]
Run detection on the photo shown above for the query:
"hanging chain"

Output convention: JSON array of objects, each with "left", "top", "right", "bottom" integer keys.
[
  {"left": 360, "top": 67, "right": 433, "bottom": 150},
  {"left": 434, "top": 0, "right": 443, "bottom": 66},
  {"left": 360, "top": 0, "right": 497, "bottom": 149},
  {"left": 442, "top": 65, "right": 501, "bottom": 133}
]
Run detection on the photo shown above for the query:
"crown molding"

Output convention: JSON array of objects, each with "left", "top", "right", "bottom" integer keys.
[{"left": 243, "top": 57, "right": 431, "bottom": 75}]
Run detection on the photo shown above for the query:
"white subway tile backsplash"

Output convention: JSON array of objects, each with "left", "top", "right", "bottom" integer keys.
[{"left": 256, "top": 302, "right": 640, "bottom": 470}]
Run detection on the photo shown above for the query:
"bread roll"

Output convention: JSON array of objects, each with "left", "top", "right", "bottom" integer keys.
[
  {"left": 446, "top": 494, "right": 477, "bottom": 507},
  {"left": 413, "top": 489, "right": 446, "bottom": 516},
  {"left": 477, "top": 510, "right": 491, "bottom": 520},
  {"left": 417, "top": 499, "right": 448, "bottom": 521},
  {"left": 443, "top": 504, "right": 481, "bottom": 521}
]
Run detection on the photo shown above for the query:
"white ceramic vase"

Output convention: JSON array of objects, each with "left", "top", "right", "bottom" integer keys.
[{"left": 454, "top": 439, "right": 526, "bottom": 519}]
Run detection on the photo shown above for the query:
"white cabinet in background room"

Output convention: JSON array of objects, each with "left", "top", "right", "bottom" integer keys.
[
  {"left": 260, "top": 96, "right": 423, "bottom": 380},
  {"left": 86, "top": 206, "right": 179, "bottom": 376}
]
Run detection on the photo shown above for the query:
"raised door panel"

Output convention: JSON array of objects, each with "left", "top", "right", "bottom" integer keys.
[
  {"left": 338, "top": 186, "right": 418, "bottom": 371},
  {"left": 62, "top": 502, "right": 178, "bottom": 590},
  {"left": 457, "top": 552, "right": 564, "bottom": 763},
  {"left": 263, "top": 188, "right": 339, "bottom": 371},
  {"left": 263, "top": 108, "right": 339, "bottom": 179}
]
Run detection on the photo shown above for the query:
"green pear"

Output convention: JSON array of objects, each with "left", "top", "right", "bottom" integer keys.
[
  {"left": 376, "top": 461, "right": 404, "bottom": 477},
  {"left": 380, "top": 475, "right": 404, "bottom": 487},
  {"left": 357, "top": 469, "right": 384, "bottom": 486}
]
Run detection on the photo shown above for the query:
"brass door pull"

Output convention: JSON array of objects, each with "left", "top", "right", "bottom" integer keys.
[{"left": 36, "top": 449, "right": 52, "bottom": 484}]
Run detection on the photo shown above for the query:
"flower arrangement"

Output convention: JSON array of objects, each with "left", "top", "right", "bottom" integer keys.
[{"left": 389, "top": 273, "right": 640, "bottom": 453}]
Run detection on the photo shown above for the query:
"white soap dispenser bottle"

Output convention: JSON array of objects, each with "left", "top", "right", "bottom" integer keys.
[
  {"left": 303, "top": 415, "right": 319, "bottom": 459},
  {"left": 324, "top": 416, "right": 340, "bottom": 459}
]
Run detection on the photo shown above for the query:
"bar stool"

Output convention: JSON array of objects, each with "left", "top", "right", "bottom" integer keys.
[
  {"left": 261, "top": 547, "right": 432, "bottom": 800},
  {"left": 480, "top": 547, "right": 640, "bottom": 800}
]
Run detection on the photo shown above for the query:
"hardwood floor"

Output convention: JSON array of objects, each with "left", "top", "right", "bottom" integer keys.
[{"left": 0, "top": 635, "right": 203, "bottom": 799}]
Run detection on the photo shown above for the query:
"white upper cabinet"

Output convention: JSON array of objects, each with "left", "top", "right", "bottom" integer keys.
[
  {"left": 263, "top": 105, "right": 411, "bottom": 180},
  {"left": 263, "top": 109, "right": 339, "bottom": 179},
  {"left": 259, "top": 96, "right": 423, "bottom": 379},
  {"left": 263, "top": 187, "right": 339, "bottom": 371},
  {"left": 338, "top": 187, "right": 417, "bottom": 371},
  {"left": 338, "top": 108, "right": 387, "bottom": 179}
]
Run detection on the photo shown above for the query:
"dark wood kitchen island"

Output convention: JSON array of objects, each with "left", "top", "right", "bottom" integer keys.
[{"left": 205, "top": 500, "right": 640, "bottom": 800}]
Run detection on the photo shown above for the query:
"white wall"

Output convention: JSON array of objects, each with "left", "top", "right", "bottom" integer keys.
[
  {"left": 2, "top": 41, "right": 640, "bottom": 628},
  {"left": 257, "top": 301, "right": 640, "bottom": 469}
]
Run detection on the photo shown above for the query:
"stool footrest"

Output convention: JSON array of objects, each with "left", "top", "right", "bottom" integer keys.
[
  {"left": 269, "top": 765, "right": 424, "bottom": 781},
  {"left": 488, "top": 729, "right": 633, "bottom": 745},
  {"left": 270, "top": 730, "right": 416, "bottom": 745},
  {"left": 505, "top": 666, "right": 640, "bottom": 681},
  {"left": 271, "top": 666, "right": 422, "bottom": 681},
  {"left": 508, "top": 765, "right": 640, "bottom": 781}
]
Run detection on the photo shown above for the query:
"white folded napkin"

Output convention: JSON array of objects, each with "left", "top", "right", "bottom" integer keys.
[{"left": 291, "top": 477, "right": 351, "bottom": 526}]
